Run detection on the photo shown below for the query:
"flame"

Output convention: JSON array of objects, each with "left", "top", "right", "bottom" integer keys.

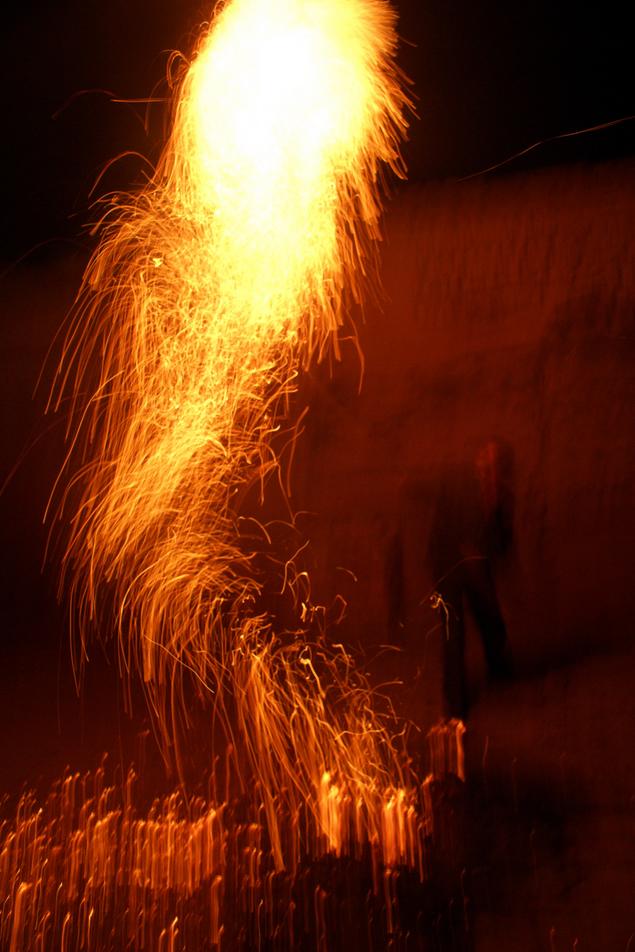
[
  {"left": 183, "top": 0, "right": 406, "bottom": 339},
  {"left": 47, "top": 0, "right": 415, "bottom": 875}
]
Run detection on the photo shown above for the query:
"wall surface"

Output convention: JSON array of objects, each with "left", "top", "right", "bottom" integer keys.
[
  {"left": 289, "top": 160, "right": 633, "bottom": 671},
  {"left": 283, "top": 161, "right": 635, "bottom": 947}
]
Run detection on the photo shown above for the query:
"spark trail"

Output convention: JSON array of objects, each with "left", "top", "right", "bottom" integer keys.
[{"left": 49, "top": 0, "right": 412, "bottom": 869}]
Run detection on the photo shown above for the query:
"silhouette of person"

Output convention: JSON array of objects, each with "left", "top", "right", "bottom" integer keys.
[{"left": 428, "top": 440, "right": 514, "bottom": 720}]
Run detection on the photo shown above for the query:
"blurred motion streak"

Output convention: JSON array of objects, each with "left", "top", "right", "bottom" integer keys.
[{"left": 0, "top": 723, "right": 465, "bottom": 950}]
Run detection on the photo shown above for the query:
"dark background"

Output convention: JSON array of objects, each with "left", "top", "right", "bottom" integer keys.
[{"left": 0, "top": 0, "right": 633, "bottom": 263}]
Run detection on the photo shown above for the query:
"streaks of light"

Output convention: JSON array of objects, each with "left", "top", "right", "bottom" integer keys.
[{"left": 48, "top": 0, "right": 412, "bottom": 869}]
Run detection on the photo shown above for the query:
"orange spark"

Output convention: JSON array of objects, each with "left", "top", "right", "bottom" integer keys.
[{"left": 48, "top": 0, "right": 414, "bottom": 870}]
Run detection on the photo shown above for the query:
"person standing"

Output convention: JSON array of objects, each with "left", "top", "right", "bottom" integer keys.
[{"left": 428, "top": 440, "right": 514, "bottom": 720}]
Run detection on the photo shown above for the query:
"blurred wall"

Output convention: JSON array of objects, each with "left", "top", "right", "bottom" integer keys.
[{"left": 289, "top": 160, "right": 634, "bottom": 676}]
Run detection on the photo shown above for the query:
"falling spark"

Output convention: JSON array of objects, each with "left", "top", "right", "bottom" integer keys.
[{"left": 46, "top": 0, "right": 418, "bottom": 878}]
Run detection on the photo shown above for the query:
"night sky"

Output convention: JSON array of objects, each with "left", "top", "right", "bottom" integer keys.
[{"left": 1, "top": 0, "right": 633, "bottom": 263}]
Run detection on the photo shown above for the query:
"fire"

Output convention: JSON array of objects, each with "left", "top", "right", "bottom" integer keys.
[
  {"left": 42, "top": 0, "right": 424, "bottom": 892},
  {"left": 0, "top": 2, "right": 479, "bottom": 944},
  {"left": 183, "top": 0, "right": 406, "bottom": 340}
]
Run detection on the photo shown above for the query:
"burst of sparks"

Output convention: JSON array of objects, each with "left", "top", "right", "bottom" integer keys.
[{"left": 45, "top": 0, "right": 418, "bottom": 880}]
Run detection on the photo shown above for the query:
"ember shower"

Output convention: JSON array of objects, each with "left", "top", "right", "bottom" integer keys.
[
  {"left": 49, "top": 0, "right": 413, "bottom": 849},
  {"left": 0, "top": 1, "right": 468, "bottom": 947}
]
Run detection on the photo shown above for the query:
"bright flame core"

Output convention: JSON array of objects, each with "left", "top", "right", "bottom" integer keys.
[
  {"left": 176, "top": 0, "right": 407, "bottom": 346},
  {"left": 50, "top": 0, "right": 412, "bottom": 868}
]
